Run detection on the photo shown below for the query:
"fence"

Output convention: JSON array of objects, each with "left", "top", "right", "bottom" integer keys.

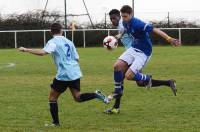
[{"left": 0, "top": 28, "right": 200, "bottom": 48}]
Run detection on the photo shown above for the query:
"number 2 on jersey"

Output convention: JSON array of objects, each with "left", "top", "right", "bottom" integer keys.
[{"left": 64, "top": 44, "right": 71, "bottom": 58}]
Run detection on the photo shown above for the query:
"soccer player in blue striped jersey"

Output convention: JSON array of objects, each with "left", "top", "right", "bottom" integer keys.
[
  {"left": 105, "top": 6, "right": 181, "bottom": 114},
  {"left": 19, "top": 23, "right": 108, "bottom": 126},
  {"left": 105, "top": 9, "right": 133, "bottom": 114}
]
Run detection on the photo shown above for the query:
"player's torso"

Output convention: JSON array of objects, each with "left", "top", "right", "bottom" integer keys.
[
  {"left": 124, "top": 18, "right": 152, "bottom": 56},
  {"left": 50, "top": 36, "right": 82, "bottom": 81}
]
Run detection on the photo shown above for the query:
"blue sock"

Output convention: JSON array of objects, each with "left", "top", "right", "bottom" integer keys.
[
  {"left": 114, "top": 71, "right": 123, "bottom": 94},
  {"left": 133, "top": 72, "right": 150, "bottom": 81}
]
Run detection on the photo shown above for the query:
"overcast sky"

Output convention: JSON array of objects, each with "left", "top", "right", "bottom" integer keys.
[{"left": 0, "top": 0, "right": 200, "bottom": 22}]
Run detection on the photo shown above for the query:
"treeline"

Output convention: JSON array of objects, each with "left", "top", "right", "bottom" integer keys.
[{"left": 0, "top": 10, "right": 200, "bottom": 48}]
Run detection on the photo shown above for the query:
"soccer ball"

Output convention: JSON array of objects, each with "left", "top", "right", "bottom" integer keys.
[{"left": 103, "top": 36, "right": 118, "bottom": 50}]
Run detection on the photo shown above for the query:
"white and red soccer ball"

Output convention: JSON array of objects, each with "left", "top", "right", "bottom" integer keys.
[{"left": 103, "top": 36, "right": 118, "bottom": 50}]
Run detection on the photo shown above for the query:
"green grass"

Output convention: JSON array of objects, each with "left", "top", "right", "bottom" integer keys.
[{"left": 0, "top": 46, "right": 200, "bottom": 132}]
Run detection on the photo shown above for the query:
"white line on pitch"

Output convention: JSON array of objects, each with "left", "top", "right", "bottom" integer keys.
[{"left": 0, "top": 63, "right": 16, "bottom": 69}]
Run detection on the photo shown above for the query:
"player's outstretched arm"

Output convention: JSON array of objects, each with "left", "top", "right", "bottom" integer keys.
[
  {"left": 115, "top": 27, "right": 125, "bottom": 40},
  {"left": 115, "top": 33, "right": 123, "bottom": 40},
  {"left": 153, "top": 28, "right": 181, "bottom": 47},
  {"left": 18, "top": 47, "right": 48, "bottom": 56}
]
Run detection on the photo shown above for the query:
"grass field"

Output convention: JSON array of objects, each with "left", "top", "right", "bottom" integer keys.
[{"left": 0, "top": 46, "right": 200, "bottom": 132}]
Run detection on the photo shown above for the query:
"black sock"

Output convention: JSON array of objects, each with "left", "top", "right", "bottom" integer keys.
[
  {"left": 152, "top": 79, "right": 170, "bottom": 87},
  {"left": 79, "top": 93, "right": 96, "bottom": 102},
  {"left": 113, "top": 82, "right": 123, "bottom": 109},
  {"left": 49, "top": 101, "right": 59, "bottom": 125},
  {"left": 113, "top": 94, "right": 122, "bottom": 109}
]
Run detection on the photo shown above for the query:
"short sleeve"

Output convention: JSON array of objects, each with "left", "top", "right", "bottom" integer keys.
[
  {"left": 43, "top": 42, "right": 56, "bottom": 54},
  {"left": 143, "top": 23, "right": 153, "bottom": 32},
  {"left": 72, "top": 45, "right": 79, "bottom": 60},
  {"left": 117, "top": 19, "right": 125, "bottom": 34},
  {"left": 122, "top": 22, "right": 128, "bottom": 33},
  {"left": 134, "top": 18, "right": 153, "bottom": 33},
  {"left": 68, "top": 40, "right": 79, "bottom": 60}
]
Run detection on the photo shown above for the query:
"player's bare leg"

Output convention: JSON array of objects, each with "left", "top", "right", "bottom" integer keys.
[
  {"left": 135, "top": 75, "right": 177, "bottom": 96},
  {"left": 46, "top": 88, "right": 62, "bottom": 127},
  {"left": 104, "top": 59, "right": 128, "bottom": 114},
  {"left": 108, "top": 59, "right": 128, "bottom": 99},
  {"left": 136, "top": 78, "right": 177, "bottom": 96},
  {"left": 69, "top": 88, "right": 109, "bottom": 103},
  {"left": 125, "top": 68, "right": 152, "bottom": 87}
]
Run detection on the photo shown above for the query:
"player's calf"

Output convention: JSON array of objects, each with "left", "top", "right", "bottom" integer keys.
[
  {"left": 70, "top": 88, "right": 109, "bottom": 104},
  {"left": 113, "top": 60, "right": 127, "bottom": 95},
  {"left": 48, "top": 89, "right": 61, "bottom": 126}
]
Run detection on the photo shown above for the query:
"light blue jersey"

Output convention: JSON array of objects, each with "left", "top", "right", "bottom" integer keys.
[
  {"left": 118, "top": 19, "right": 133, "bottom": 50},
  {"left": 121, "top": 33, "right": 133, "bottom": 49},
  {"left": 43, "top": 35, "right": 82, "bottom": 81}
]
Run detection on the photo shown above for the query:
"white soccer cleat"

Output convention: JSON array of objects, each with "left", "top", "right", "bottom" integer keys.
[
  {"left": 95, "top": 90, "right": 110, "bottom": 104},
  {"left": 44, "top": 123, "right": 60, "bottom": 127}
]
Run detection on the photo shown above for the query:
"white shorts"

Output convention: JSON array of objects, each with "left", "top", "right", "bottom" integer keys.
[{"left": 119, "top": 47, "right": 151, "bottom": 73}]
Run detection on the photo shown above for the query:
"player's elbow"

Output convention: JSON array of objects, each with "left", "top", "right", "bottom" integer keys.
[
  {"left": 74, "top": 97, "right": 82, "bottom": 103},
  {"left": 73, "top": 95, "right": 82, "bottom": 103}
]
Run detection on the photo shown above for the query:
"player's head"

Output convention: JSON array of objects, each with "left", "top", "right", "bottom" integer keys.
[
  {"left": 51, "top": 23, "right": 63, "bottom": 35},
  {"left": 120, "top": 5, "right": 133, "bottom": 22},
  {"left": 109, "top": 9, "right": 121, "bottom": 27}
]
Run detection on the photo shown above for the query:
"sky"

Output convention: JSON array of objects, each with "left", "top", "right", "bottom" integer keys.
[{"left": 0, "top": 0, "right": 200, "bottom": 23}]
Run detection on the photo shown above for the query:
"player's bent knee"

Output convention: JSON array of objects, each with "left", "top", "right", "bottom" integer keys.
[
  {"left": 48, "top": 96, "right": 58, "bottom": 102},
  {"left": 73, "top": 95, "right": 82, "bottom": 102},
  {"left": 49, "top": 88, "right": 61, "bottom": 101},
  {"left": 125, "top": 69, "right": 135, "bottom": 80},
  {"left": 125, "top": 72, "right": 133, "bottom": 80},
  {"left": 125, "top": 75, "right": 132, "bottom": 80},
  {"left": 114, "top": 63, "right": 121, "bottom": 71},
  {"left": 114, "top": 60, "right": 127, "bottom": 71},
  {"left": 74, "top": 98, "right": 82, "bottom": 102}
]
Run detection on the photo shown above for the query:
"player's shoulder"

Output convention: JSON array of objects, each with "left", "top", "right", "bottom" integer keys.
[
  {"left": 63, "top": 37, "right": 74, "bottom": 46},
  {"left": 131, "top": 17, "right": 145, "bottom": 25},
  {"left": 52, "top": 36, "right": 73, "bottom": 44},
  {"left": 46, "top": 38, "right": 56, "bottom": 46}
]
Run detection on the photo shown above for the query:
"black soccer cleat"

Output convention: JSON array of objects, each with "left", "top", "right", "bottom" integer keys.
[{"left": 169, "top": 80, "right": 177, "bottom": 96}]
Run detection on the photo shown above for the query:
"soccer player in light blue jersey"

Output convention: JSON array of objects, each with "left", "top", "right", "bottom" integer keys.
[
  {"left": 19, "top": 23, "right": 108, "bottom": 126},
  {"left": 105, "top": 6, "right": 181, "bottom": 114},
  {"left": 109, "top": 9, "right": 133, "bottom": 50}
]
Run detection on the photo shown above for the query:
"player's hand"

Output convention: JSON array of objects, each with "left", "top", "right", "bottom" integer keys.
[
  {"left": 18, "top": 47, "right": 28, "bottom": 52},
  {"left": 115, "top": 34, "right": 122, "bottom": 40},
  {"left": 167, "top": 37, "right": 181, "bottom": 47}
]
